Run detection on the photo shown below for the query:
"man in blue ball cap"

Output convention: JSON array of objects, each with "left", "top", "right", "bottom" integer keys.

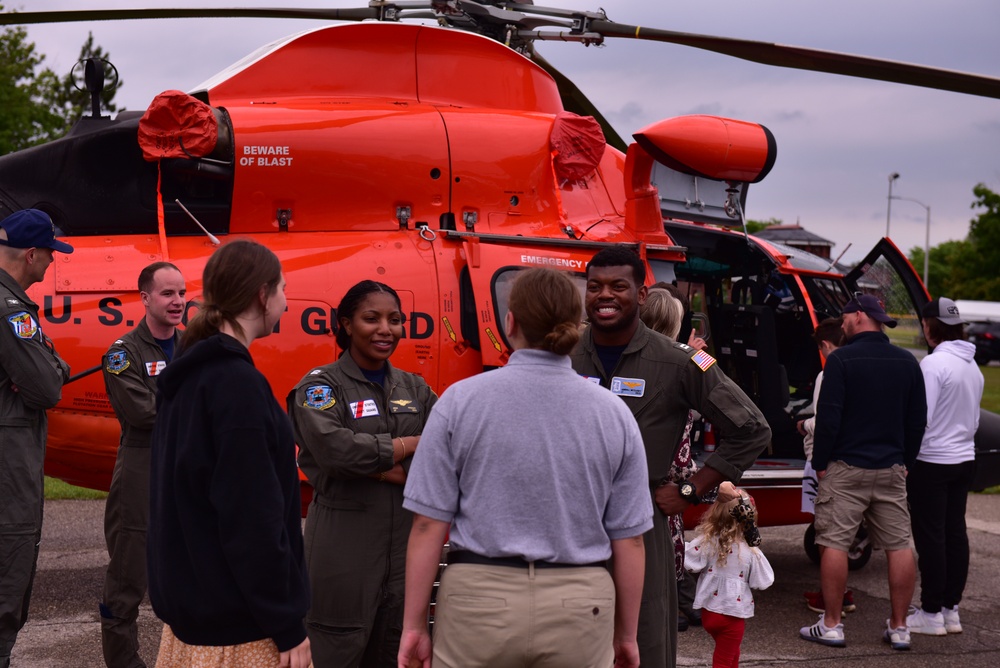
[
  {"left": 0, "top": 209, "right": 73, "bottom": 667},
  {"left": 799, "top": 292, "right": 926, "bottom": 651}
]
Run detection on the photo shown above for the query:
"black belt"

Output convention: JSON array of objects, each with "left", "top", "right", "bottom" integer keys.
[{"left": 447, "top": 550, "right": 606, "bottom": 570}]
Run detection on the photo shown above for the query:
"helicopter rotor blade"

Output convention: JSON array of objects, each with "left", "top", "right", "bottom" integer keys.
[
  {"left": 3, "top": 4, "right": 998, "bottom": 99},
  {"left": 588, "top": 19, "right": 1000, "bottom": 100},
  {"left": 0, "top": 8, "right": 381, "bottom": 26}
]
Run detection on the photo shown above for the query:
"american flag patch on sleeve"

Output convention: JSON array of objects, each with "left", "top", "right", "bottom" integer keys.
[{"left": 691, "top": 350, "right": 717, "bottom": 372}]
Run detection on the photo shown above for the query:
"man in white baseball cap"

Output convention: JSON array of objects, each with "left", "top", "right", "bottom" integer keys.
[{"left": 906, "top": 297, "right": 982, "bottom": 637}]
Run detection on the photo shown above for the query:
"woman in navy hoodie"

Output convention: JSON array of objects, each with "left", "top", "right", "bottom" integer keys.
[{"left": 148, "top": 240, "right": 311, "bottom": 668}]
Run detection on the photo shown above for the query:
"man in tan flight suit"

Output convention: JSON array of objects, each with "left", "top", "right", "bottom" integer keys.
[
  {"left": 100, "top": 262, "right": 185, "bottom": 668},
  {"left": 0, "top": 209, "right": 73, "bottom": 668},
  {"left": 571, "top": 246, "right": 771, "bottom": 668}
]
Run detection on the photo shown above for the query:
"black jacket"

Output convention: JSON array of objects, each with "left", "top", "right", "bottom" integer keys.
[
  {"left": 813, "top": 330, "right": 927, "bottom": 471},
  {"left": 148, "top": 333, "right": 309, "bottom": 651}
]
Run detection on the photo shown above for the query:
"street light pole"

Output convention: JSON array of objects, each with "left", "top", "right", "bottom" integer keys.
[
  {"left": 886, "top": 172, "right": 900, "bottom": 238},
  {"left": 889, "top": 195, "right": 931, "bottom": 291}
]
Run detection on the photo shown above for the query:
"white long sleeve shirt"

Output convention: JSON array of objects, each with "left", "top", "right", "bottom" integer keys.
[
  {"left": 918, "top": 339, "right": 984, "bottom": 465},
  {"left": 801, "top": 370, "right": 824, "bottom": 461},
  {"left": 685, "top": 534, "right": 774, "bottom": 619}
]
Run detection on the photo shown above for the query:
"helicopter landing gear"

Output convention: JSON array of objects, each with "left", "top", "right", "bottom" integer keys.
[{"left": 803, "top": 522, "right": 873, "bottom": 571}]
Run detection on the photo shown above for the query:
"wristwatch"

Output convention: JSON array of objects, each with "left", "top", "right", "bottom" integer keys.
[{"left": 678, "top": 481, "right": 701, "bottom": 505}]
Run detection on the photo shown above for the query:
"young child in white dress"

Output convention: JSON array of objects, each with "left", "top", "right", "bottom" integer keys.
[{"left": 685, "top": 482, "right": 774, "bottom": 668}]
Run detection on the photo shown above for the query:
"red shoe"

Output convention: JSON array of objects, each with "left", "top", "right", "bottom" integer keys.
[{"left": 804, "top": 590, "right": 856, "bottom": 614}]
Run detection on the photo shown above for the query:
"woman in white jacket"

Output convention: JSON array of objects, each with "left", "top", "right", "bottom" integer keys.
[{"left": 906, "top": 298, "right": 984, "bottom": 636}]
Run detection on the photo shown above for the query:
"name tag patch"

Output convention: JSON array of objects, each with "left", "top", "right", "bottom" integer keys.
[
  {"left": 582, "top": 375, "right": 601, "bottom": 384},
  {"left": 145, "top": 361, "right": 167, "bottom": 376},
  {"left": 350, "top": 399, "right": 380, "bottom": 418},
  {"left": 304, "top": 385, "right": 336, "bottom": 410},
  {"left": 7, "top": 312, "right": 38, "bottom": 340},
  {"left": 610, "top": 376, "right": 645, "bottom": 397},
  {"left": 106, "top": 350, "right": 129, "bottom": 374}
]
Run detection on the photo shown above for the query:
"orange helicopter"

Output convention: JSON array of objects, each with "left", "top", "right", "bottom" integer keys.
[{"left": 3, "top": 2, "right": 1000, "bottom": 567}]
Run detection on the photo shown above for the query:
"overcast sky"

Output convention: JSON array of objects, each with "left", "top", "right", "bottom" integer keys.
[{"left": 15, "top": 0, "right": 1000, "bottom": 272}]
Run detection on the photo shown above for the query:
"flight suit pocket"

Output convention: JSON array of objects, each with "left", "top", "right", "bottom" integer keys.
[{"left": 707, "top": 382, "right": 756, "bottom": 430}]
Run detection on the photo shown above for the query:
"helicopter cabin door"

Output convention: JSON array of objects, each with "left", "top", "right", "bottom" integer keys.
[
  {"left": 844, "top": 237, "right": 930, "bottom": 326},
  {"left": 457, "top": 236, "right": 594, "bottom": 369},
  {"left": 848, "top": 239, "right": 1000, "bottom": 493}
]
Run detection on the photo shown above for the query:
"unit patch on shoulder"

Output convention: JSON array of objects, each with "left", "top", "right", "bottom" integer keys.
[
  {"left": 691, "top": 350, "right": 717, "bottom": 372},
  {"left": 349, "top": 399, "right": 380, "bottom": 418},
  {"left": 390, "top": 399, "right": 418, "bottom": 414},
  {"left": 106, "top": 350, "right": 130, "bottom": 375},
  {"left": 610, "top": 376, "right": 645, "bottom": 397},
  {"left": 304, "top": 385, "right": 336, "bottom": 410},
  {"left": 7, "top": 312, "right": 38, "bottom": 340},
  {"left": 145, "top": 361, "right": 167, "bottom": 376}
]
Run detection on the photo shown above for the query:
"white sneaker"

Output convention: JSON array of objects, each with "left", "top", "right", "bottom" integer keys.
[
  {"left": 799, "top": 614, "right": 846, "bottom": 647},
  {"left": 942, "top": 605, "right": 962, "bottom": 634},
  {"left": 883, "top": 620, "right": 911, "bottom": 651},
  {"left": 905, "top": 606, "right": 946, "bottom": 636}
]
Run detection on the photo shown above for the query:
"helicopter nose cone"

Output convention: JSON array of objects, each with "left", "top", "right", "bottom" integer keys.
[{"left": 633, "top": 115, "right": 777, "bottom": 184}]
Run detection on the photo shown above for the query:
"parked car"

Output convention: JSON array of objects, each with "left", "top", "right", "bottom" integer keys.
[{"left": 968, "top": 321, "right": 1000, "bottom": 366}]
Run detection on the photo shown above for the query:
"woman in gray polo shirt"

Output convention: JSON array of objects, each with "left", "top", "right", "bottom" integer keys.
[{"left": 398, "top": 267, "right": 654, "bottom": 668}]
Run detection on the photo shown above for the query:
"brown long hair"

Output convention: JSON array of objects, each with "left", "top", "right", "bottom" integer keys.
[
  {"left": 508, "top": 268, "right": 581, "bottom": 355},
  {"left": 181, "top": 240, "right": 282, "bottom": 352}
]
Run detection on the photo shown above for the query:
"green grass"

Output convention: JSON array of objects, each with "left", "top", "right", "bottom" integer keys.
[
  {"left": 982, "top": 365, "right": 1000, "bottom": 414},
  {"left": 44, "top": 476, "right": 107, "bottom": 500},
  {"left": 886, "top": 321, "right": 924, "bottom": 349}
]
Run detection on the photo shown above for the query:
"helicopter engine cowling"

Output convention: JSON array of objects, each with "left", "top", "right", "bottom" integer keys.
[{"left": 633, "top": 115, "right": 777, "bottom": 184}]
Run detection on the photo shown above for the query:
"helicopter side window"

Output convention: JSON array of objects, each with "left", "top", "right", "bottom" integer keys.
[
  {"left": 459, "top": 267, "right": 481, "bottom": 353},
  {"left": 801, "top": 278, "right": 850, "bottom": 323},
  {"left": 490, "top": 268, "right": 587, "bottom": 351}
]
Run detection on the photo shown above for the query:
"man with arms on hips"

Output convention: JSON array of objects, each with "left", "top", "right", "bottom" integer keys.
[
  {"left": 800, "top": 293, "right": 926, "bottom": 651},
  {"left": 570, "top": 247, "right": 771, "bottom": 668},
  {"left": 100, "top": 262, "right": 185, "bottom": 668},
  {"left": 0, "top": 209, "right": 73, "bottom": 667},
  {"left": 905, "top": 298, "right": 983, "bottom": 637}
]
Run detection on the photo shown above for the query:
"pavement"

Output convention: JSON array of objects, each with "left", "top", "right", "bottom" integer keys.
[{"left": 11, "top": 495, "right": 1000, "bottom": 667}]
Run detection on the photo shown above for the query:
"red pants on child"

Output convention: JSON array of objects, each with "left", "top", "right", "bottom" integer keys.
[{"left": 701, "top": 609, "right": 746, "bottom": 668}]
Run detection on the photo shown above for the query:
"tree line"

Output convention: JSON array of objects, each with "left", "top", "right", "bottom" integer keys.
[{"left": 907, "top": 184, "right": 1000, "bottom": 302}]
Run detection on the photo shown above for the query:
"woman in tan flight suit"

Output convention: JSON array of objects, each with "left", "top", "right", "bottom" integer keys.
[{"left": 287, "top": 280, "right": 436, "bottom": 668}]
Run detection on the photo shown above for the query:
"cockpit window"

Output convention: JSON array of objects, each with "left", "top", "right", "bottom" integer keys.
[{"left": 766, "top": 242, "right": 837, "bottom": 273}]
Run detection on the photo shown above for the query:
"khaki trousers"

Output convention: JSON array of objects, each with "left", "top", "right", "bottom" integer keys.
[{"left": 432, "top": 562, "right": 615, "bottom": 668}]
